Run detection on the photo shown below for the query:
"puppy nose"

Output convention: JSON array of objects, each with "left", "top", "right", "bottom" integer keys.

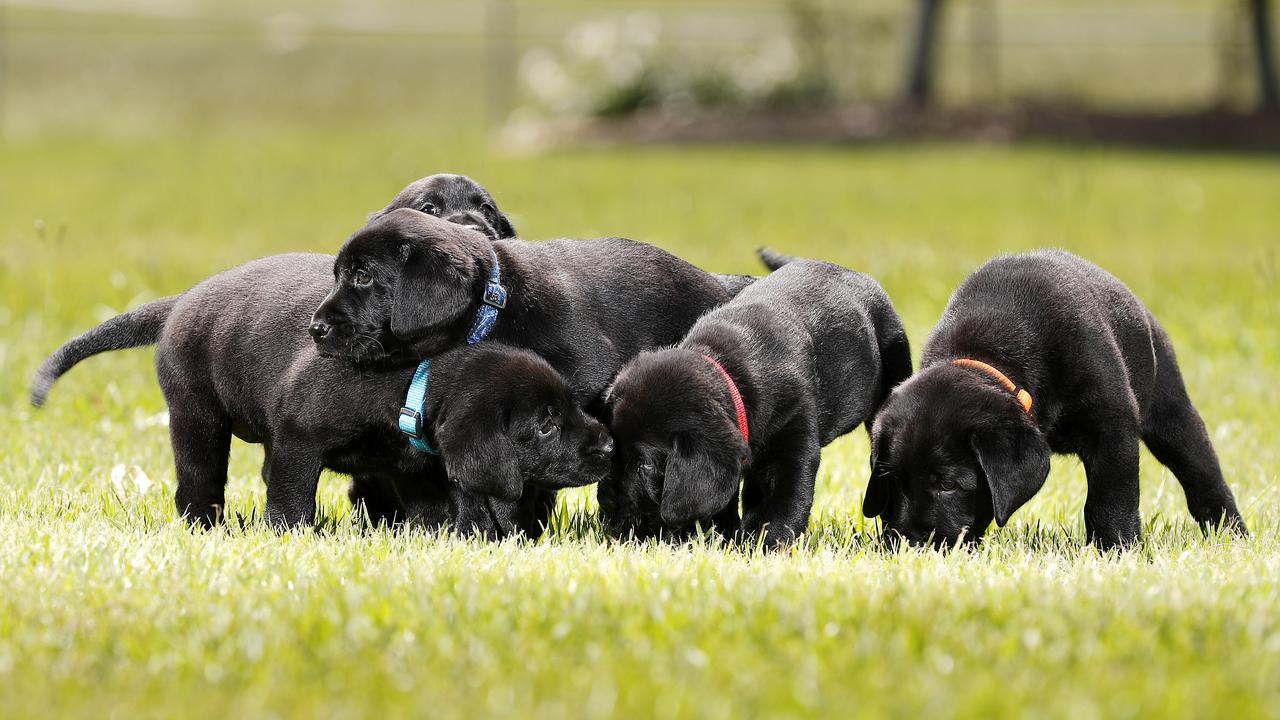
[{"left": 308, "top": 320, "right": 331, "bottom": 340}]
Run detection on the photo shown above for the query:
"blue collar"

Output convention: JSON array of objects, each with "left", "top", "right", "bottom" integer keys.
[
  {"left": 397, "top": 247, "right": 508, "bottom": 454},
  {"left": 465, "top": 247, "right": 508, "bottom": 345}
]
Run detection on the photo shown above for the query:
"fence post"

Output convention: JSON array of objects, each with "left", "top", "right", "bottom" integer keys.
[{"left": 1249, "top": 0, "right": 1278, "bottom": 108}]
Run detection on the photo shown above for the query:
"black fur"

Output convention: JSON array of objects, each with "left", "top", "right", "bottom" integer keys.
[
  {"left": 31, "top": 254, "right": 611, "bottom": 532},
  {"left": 30, "top": 295, "right": 178, "bottom": 407},
  {"left": 374, "top": 174, "right": 760, "bottom": 296},
  {"left": 600, "top": 257, "right": 912, "bottom": 548},
  {"left": 866, "top": 250, "right": 1247, "bottom": 550},
  {"left": 352, "top": 173, "right": 517, "bottom": 523},
  {"left": 311, "top": 207, "right": 732, "bottom": 425},
  {"left": 372, "top": 173, "right": 516, "bottom": 240}
]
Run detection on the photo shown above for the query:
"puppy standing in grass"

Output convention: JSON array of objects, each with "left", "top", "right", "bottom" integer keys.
[
  {"left": 348, "top": 173, "right": 518, "bottom": 524},
  {"left": 30, "top": 254, "right": 612, "bottom": 532},
  {"left": 600, "top": 252, "right": 912, "bottom": 547},
  {"left": 311, "top": 209, "right": 733, "bottom": 507},
  {"left": 864, "top": 250, "right": 1247, "bottom": 550}
]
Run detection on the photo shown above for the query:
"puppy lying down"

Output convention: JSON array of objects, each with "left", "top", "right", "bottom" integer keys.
[
  {"left": 372, "top": 173, "right": 517, "bottom": 240},
  {"left": 600, "top": 253, "right": 912, "bottom": 547},
  {"left": 31, "top": 253, "right": 612, "bottom": 532},
  {"left": 865, "top": 250, "right": 1247, "bottom": 550},
  {"left": 376, "top": 173, "right": 757, "bottom": 294}
]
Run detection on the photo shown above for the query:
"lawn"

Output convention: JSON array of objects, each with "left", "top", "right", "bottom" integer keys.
[{"left": 2, "top": 6, "right": 1280, "bottom": 719}]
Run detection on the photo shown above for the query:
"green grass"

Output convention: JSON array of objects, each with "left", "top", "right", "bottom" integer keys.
[{"left": 3, "top": 7, "right": 1280, "bottom": 719}]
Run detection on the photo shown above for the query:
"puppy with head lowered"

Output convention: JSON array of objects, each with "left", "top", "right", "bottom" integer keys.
[
  {"left": 31, "top": 254, "right": 612, "bottom": 532},
  {"left": 865, "top": 250, "right": 1247, "bottom": 551},
  {"left": 310, "top": 210, "right": 732, "bottom": 506},
  {"left": 600, "top": 253, "right": 912, "bottom": 547}
]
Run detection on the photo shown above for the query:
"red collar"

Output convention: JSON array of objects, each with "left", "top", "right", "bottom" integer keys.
[{"left": 703, "top": 355, "right": 749, "bottom": 446}]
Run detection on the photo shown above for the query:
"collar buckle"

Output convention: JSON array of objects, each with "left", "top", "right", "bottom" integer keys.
[
  {"left": 482, "top": 282, "right": 508, "bottom": 309},
  {"left": 398, "top": 407, "right": 423, "bottom": 438}
]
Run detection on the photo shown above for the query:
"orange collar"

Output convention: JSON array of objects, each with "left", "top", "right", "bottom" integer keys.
[{"left": 951, "top": 358, "right": 1033, "bottom": 415}]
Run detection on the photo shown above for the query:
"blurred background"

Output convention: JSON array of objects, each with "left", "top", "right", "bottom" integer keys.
[{"left": 4, "top": 0, "right": 1278, "bottom": 140}]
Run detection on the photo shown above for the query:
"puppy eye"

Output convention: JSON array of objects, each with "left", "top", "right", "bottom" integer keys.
[
  {"left": 537, "top": 408, "right": 561, "bottom": 438},
  {"left": 937, "top": 475, "right": 959, "bottom": 492},
  {"left": 351, "top": 270, "right": 372, "bottom": 287},
  {"left": 421, "top": 202, "right": 438, "bottom": 216}
]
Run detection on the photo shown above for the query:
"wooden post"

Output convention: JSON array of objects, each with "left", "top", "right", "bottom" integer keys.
[
  {"left": 1249, "top": 0, "right": 1278, "bottom": 108},
  {"left": 904, "top": 0, "right": 945, "bottom": 107}
]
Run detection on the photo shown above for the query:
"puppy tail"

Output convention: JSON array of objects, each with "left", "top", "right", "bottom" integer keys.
[
  {"left": 757, "top": 247, "right": 795, "bottom": 272},
  {"left": 30, "top": 295, "right": 179, "bottom": 408}
]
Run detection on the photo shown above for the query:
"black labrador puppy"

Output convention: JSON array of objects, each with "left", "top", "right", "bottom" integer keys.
[
  {"left": 310, "top": 210, "right": 733, "bottom": 493},
  {"left": 351, "top": 173, "right": 516, "bottom": 524},
  {"left": 864, "top": 250, "right": 1247, "bottom": 550},
  {"left": 371, "top": 173, "right": 759, "bottom": 295},
  {"left": 31, "top": 254, "right": 611, "bottom": 531},
  {"left": 600, "top": 255, "right": 912, "bottom": 547},
  {"left": 371, "top": 173, "right": 517, "bottom": 240}
]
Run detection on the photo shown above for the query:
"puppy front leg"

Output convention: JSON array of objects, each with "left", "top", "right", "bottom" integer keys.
[
  {"left": 263, "top": 439, "right": 324, "bottom": 529},
  {"left": 1080, "top": 432, "right": 1143, "bottom": 551},
  {"left": 348, "top": 474, "right": 405, "bottom": 527},
  {"left": 744, "top": 437, "right": 821, "bottom": 549}
]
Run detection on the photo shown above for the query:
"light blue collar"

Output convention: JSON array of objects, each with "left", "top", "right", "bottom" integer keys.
[{"left": 398, "top": 247, "right": 507, "bottom": 454}]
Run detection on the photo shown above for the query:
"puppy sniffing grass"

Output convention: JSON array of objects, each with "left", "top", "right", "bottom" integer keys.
[
  {"left": 865, "top": 250, "right": 1248, "bottom": 551},
  {"left": 600, "top": 252, "right": 912, "bottom": 548},
  {"left": 31, "top": 254, "right": 611, "bottom": 532}
]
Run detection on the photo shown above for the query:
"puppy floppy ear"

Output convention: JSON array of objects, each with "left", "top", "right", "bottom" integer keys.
[
  {"left": 482, "top": 203, "right": 517, "bottom": 239},
  {"left": 863, "top": 432, "right": 894, "bottom": 519},
  {"left": 971, "top": 424, "right": 1052, "bottom": 527},
  {"left": 391, "top": 245, "right": 475, "bottom": 341},
  {"left": 659, "top": 433, "right": 740, "bottom": 527},
  {"left": 438, "top": 414, "right": 524, "bottom": 502}
]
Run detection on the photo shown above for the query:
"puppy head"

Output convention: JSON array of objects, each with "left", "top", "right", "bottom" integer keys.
[
  {"left": 433, "top": 344, "right": 613, "bottom": 501},
  {"left": 865, "top": 364, "right": 1051, "bottom": 548},
  {"left": 372, "top": 173, "right": 516, "bottom": 240},
  {"left": 603, "top": 349, "right": 747, "bottom": 532},
  {"left": 311, "top": 208, "right": 492, "bottom": 365}
]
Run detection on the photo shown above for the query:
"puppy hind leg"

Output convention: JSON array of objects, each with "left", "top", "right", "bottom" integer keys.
[
  {"left": 1081, "top": 430, "right": 1143, "bottom": 551},
  {"left": 1141, "top": 323, "right": 1247, "bottom": 535},
  {"left": 168, "top": 404, "right": 232, "bottom": 529}
]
